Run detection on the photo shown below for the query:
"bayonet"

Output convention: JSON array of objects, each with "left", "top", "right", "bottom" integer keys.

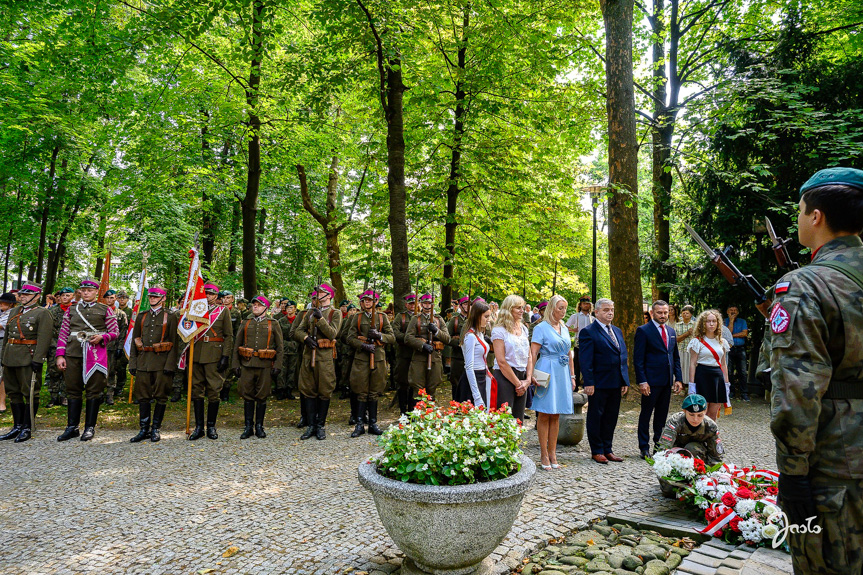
[{"left": 765, "top": 217, "right": 799, "bottom": 271}]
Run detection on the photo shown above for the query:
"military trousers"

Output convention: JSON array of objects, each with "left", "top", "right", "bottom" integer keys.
[
  {"left": 46, "top": 346, "right": 66, "bottom": 399},
  {"left": 789, "top": 471, "right": 863, "bottom": 575},
  {"left": 282, "top": 353, "right": 298, "bottom": 393},
  {"left": 238, "top": 366, "right": 272, "bottom": 402},
  {"left": 350, "top": 352, "right": 387, "bottom": 402},
  {"left": 63, "top": 357, "right": 107, "bottom": 401},
  {"left": 408, "top": 356, "right": 444, "bottom": 401},
  {"left": 394, "top": 353, "right": 412, "bottom": 392},
  {"left": 112, "top": 351, "right": 129, "bottom": 394},
  {"left": 192, "top": 361, "right": 224, "bottom": 402},
  {"left": 2, "top": 363, "right": 42, "bottom": 404},
  {"left": 298, "top": 351, "right": 337, "bottom": 400},
  {"left": 133, "top": 370, "right": 171, "bottom": 405}
]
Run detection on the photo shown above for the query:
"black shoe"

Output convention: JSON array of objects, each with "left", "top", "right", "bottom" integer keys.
[
  {"left": 255, "top": 401, "right": 267, "bottom": 438},
  {"left": 80, "top": 398, "right": 101, "bottom": 441},
  {"left": 57, "top": 399, "right": 83, "bottom": 441},
  {"left": 367, "top": 401, "right": 383, "bottom": 436},
  {"left": 285, "top": 391, "right": 296, "bottom": 400},
  {"left": 300, "top": 397, "right": 318, "bottom": 440},
  {"left": 316, "top": 399, "right": 330, "bottom": 440},
  {"left": 349, "top": 394, "right": 358, "bottom": 426},
  {"left": 170, "top": 390, "right": 182, "bottom": 403},
  {"left": 0, "top": 403, "right": 23, "bottom": 441},
  {"left": 150, "top": 403, "right": 166, "bottom": 442},
  {"left": 640, "top": 450, "right": 650, "bottom": 460},
  {"left": 206, "top": 401, "right": 220, "bottom": 439},
  {"left": 188, "top": 399, "right": 206, "bottom": 440},
  {"left": 14, "top": 402, "right": 35, "bottom": 443},
  {"left": 351, "top": 401, "right": 367, "bottom": 437},
  {"left": 742, "top": 394, "right": 750, "bottom": 402},
  {"left": 297, "top": 395, "right": 309, "bottom": 428},
  {"left": 130, "top": 401, "right": 152, "bottom": 443},
  {"left": 240, "top": 400, "right": 255, "bottom": 439}
]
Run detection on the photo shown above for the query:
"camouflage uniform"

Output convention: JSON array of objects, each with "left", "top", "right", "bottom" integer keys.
[
  {"left": 277, "top": 312, "right": 299, "bottom": 400},
  {"left": 656, "top": 411, "right": 724, "bottom": 465},
  {"left": 47, "top": 304, "right": 69, "bottom": 405},
  {"left": 767, "top": 235, "right": 863, "bottom": 575}
]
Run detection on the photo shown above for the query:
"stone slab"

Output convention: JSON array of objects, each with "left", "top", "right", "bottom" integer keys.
[
  {"left": 694, "top": 545, "right": 730, "bottom": 559},
  {"left": 687, "top": 553, "right": 723, "bottom": 568},
  {"left": 676, "top": 558, "right": 717, "bottom": 575},
  {"left": 719, "top": 557, "right": 744, "bottom": 569}
]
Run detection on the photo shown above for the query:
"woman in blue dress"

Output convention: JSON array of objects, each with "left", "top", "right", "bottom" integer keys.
[{"left": 528, "top": 295, "right": 575, "bottom": 470}]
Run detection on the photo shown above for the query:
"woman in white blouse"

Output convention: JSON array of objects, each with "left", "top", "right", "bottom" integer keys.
[
  {"left": 687, "top": 309, "right": 731, "bottom": 421},
  {"left": 491, "top": 295, "right": 534, "bottom": 422},
  {"left": 460, "top": 301, "right": 494, "bottom": 410}
]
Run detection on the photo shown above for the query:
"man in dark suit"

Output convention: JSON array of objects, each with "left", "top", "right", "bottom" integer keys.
[
  {"left": 634, "top": 300, "right": 683, "bottom": 459},
  {"left": 579, "top": 298, "right": 629, "bottom": 464}
]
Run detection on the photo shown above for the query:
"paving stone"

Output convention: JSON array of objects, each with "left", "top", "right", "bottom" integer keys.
[
  {"left": 728, "top": 549, "right": 753, "bottom": 560},
  {"left": 720, "top": 557, "right": 745, "bottom": 569},
  {"left": 703, "top": 539, "right": 739, "bottom": 552},
  {"left": 695, "top": 545, "right": 731, "bottom": 559},
  {"left": 687, "top": 553, "right": 723, "bottom": 568},
  {"left": 715, "top": 567, "right": 739, "bottom": 575},
  {"left": 676, "top": 558, "right": 717, "bottom": 575}
]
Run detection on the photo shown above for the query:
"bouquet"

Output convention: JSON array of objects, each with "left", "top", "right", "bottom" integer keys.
[{"left": 372, "top": 390, "right": 524, "bottom": 486}]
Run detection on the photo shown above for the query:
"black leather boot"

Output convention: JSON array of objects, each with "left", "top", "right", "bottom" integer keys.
[
  {"left": 367, "top": 401, "right": 384, "bottom": 435},
  {"left": 299, "top": 397, "right": 317, "bottom": 440},
  {"left": 206, "top": 401, "right": 220, "bottom": 439},
  {"left": 0, "top": 402, "right": 23, "bottom": 441},
  {"left": 398, "top": 387, "right": 410, "bottom": 416},
  {"left": 188, "top": 399, "right": 206, "bottom": 440},
  {"left": 296, "top": 394, "right": 308, "bottom": 428},
  {"left": 130, "top": 401, "right": 152, "bottom": 443},
  {"left": 80, "top": 398, "right": 101, "bottom": 441},
  {"left": 150, "top": 403, "right": 166, "bottom": 442},
  {"left": 349, "top": 393, "right": 358, "bottom": 425},
  {"left": 255, "top": 401, "right": 267, "bottom": 438},
  {"left": 57, "top": 399, "right": 82, "bottom": 441},
  {"left": 15, "top": 401, "right": 37, "bottom": 443},
  {"left": 220, "top": 383, "right": 231, "bottom": 402},
  {"left": 316, "top": 399, "right": 330, "bottom": 440},
  {"left": 240, "top": 400, "right": 255, "bottom": 439},
  {"left": 351, "top": 401, "right": 366, "bottom": 438}
]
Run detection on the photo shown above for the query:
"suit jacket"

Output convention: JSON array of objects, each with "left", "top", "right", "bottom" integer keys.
[
  {"left": 634, "top": 322, "right": 682, "bottom": 387},
  {"left": 578, "top": 320, "right": 630, "bottom": 389}
]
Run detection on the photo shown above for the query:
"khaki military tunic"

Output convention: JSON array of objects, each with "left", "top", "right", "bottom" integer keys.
[
  {"left": 190, "top": 305, "right": 233, "bottom": 401},
  {"left": 392, "top": 311, "right": 415, "bottom": 392},
  {"left": 0, "top": 304, "right": 52, "bottom": 403},
  {"left": 656, "top": 411, "right": 724, "bottom": 465},
  {"left": 294, "top": 307, "right": 341, "bottom": 400},
  {"left": 232, "top": 315, "right": 284, "bottom": 401},
  {"left": 56, "top": 302, "right": 120, "bottom": 399},
  {"left": 348, "top": 311, "right": 396, "bottom": 401},
  {"left": 405, "top": 313, "right": 451, "bottom": 400},
  {"left": 129, "top": 308, "right": 179, "bottom": 405}
]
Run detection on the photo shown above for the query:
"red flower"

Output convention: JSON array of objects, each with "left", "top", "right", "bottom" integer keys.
[
  {"left": 767, "top": 486, "right": 778, "bottom": 495},
  {"left": 715, "top": 529, "right": 724, "bottom": 538},
  {"left": 729, "top": 517, "right": 741, "bottom": 533},
  {"left": 721, "top": 492, "right": 737, "bottom": 507},
  {"left": 694, "top": 458, "right": 706, "bottom": 474},
  {"left": 705, "top": 508, "right": 717, "bottom": 521},
  {"left": 737, "top": 487, "right": 755, "bottom": 500}
]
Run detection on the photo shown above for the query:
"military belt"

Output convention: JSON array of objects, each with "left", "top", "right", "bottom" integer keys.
[
  {"left": 823, "top": 380, "right": 863, "bottom": 400},
  {"left": 9, "top": 338, "right": 37, "bottom": 345},
  {"left": 201, "top": 336, "right": 224, "bottom": 342}
]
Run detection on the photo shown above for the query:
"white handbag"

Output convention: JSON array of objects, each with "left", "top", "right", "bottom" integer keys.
[{"left": 533, "top": 369, "right": 550, "bottom": 388}]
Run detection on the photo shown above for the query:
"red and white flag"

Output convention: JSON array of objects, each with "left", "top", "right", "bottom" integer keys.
[{"left": 177, "top": 248, "right": 210, "bottom": 343}]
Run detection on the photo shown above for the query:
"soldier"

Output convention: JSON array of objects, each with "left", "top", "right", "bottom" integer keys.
[
  {"left": 232, "top": 295, "right": 284, "bottom": 439},
  {"left": 114, "top": 290, "right": 133, "bottom": 399},
  {"left": 295, "top": 283, "right": 341, "bottom": 440},
  {"left": 55, "top": 278, "right": 120, "bottom": 442},
  {"left": 289, "top": 291, "right": 315, "bottom": 427},
  {"left": 392, "top": 293, "right": 417, "bottom": 415},
  {"left": 46, "top": 287, "right": 74, "bottom": 408},
  {"left": 347, "top": 290, "right": 396, "bottom": 437},
  {"left": 405, "top": 293, "right": 451, "bottom": 402},
  {"left": 219, "top": 290, "right": 240, "bottom": 401},
  {"left": 103, "top": 289, "right": 128, "bottom": 405},
  {"left": 276, "top": 299, "right": 299, "bottom": 401},
  {"left": 169, "top": 295, "right": 186, "bottom": 403},
  {"left": 766, "top": 167, "right": 863, "bottom": 575},
  {"left": 0, "top": 282, "right": 53, "bottom": 443},
  {"left": 656, "top": 394, "right": 723, "bottom": 465},
  {"left": 128, "top": 286, "right": 178, "bottom": 443},
  {"left": 237, "top": 297, "right": 251, "bottom": 320},
  {"left": 186, "top": 283, "right": 233, "bottom": 440},
  {"left": 446, "top": 295, "right": 470, "bottom": 401},
  {"left": 339, "top": 301, "right": 359, "bottom": 422}
]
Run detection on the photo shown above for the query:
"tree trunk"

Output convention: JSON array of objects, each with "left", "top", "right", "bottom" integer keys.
[
  {"left": 201, "top": 110, "right": 216, "bottom": 268},
  {"left": 94, "top": 211, "right": 106, "bottom": 278},
  {"left": 441, "top": 5, "right": 470, "bottom": 310},
  {"left": 35, "top": 145, "right": 60, "bottom": 284},
  {"left": 601, "top": 0, "right": 642, "bottom": 384},
  {"left": 241, "top": 0, "right": 266, "bottom": 298},
  {"left": 256, "top": 207, "right": 267, "bottom": 257},
  {"left": 228, "top": 199, "right": 241, "bottom": 274}
]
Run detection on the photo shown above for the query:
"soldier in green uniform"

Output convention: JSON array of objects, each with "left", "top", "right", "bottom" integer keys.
[
  {"left": 295, "top": 283, "right": 341, "bottom": 440},
  {"left": 656, "top": 394, "right": 724, "bottom": 465},
  {"left": 290, "top": 291, "right": 315, "bottom": 427},
  {"left": 0, "top": 282, "right": 53, "bottom": 443},
  {"left": 217, "top": 290, "right": 240, "bottom": 401},
  {"left": 392, "top": 293, "right": 417, "bottom": 415},
  {"left": 276, "top": 299, "right": 299, "bottom": 401},
  {"left": 103, "top": 289, "right": 128, "bottom": 405},
  {"left": 114, "top": 290, "right": 133, "bottom": 401},
  {"left": 446, "top": 296, "right": 470, "bottom": 401},
  {"left": 406, "top": 293, "right": 451, "bottom": 402},
  {"left": 765, "top": 168, "right": 863, "bottom": 575},
  {"left": 128, "top": 286, "right": 179, "bottom": 443},
  {"left": 46, "top": 287, "right": 74, "bottom": 408},
  {"left": 55, "top": 278, "right": 121, "bottom": 442},
  {"left": 232, "top": 295, "right": 284, "bottom": 439},
  {"left": 187, "top": 283, "right": 233, "bottom": 440},
  {"left": 348, "top": 290, "right": 395, "bottom": 437},
  {"left": 339, "top": 301, "right": 359, "bottom": 423}
]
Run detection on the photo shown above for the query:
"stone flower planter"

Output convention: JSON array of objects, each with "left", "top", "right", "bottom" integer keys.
[
  {"left": 358, "top": 453, "right": 536, "bottom": 575},
  {"left": 557, "top": 392, "right": 589, "bottom": 446}
]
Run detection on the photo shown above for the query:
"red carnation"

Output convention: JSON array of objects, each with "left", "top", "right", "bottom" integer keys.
[
  {"left": 721, "top": 492, "right": 737, "bottom": 507},
  {"left": 729, "top": 517, "right": 741, "bottom": 533},
  {"left": 737, "top": 487, "right": 755, "bottom": 499},
  {"left": 715, "top": 529, "right": 724, "bottom": 537},
  {"left": 694, "top": 459, "right": 706, "bottom": 474},
  {"left": 767, "top": 486, "right": 778, "bottom": 495}
]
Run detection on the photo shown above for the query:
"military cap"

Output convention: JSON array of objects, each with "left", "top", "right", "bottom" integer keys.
[
  {"left": 340, "top": 299, "right": 350, "bottom": 307},
  {"left": 286, "top": 299, "right": 297, "bottom": 307},
  {"left": 456, "top": 295, "right": 470, "bottom": 305},
  {"left": 0, "top": 292, "right": 16, "bottom": 304},
  {"left": 375, "top": 302, "right": 383, "bottom": 309},
  {"left": 317, "top": 283, "right": 335, "bottom": 299},
  {"left": 419, "top": 293, "right": 433, "bottom": 302},
  {"left": 346, "top": 303, "right": 357, "bottom": 311},
  {"left": 148, "top": 286, "right": 167, "bottom": 297},
  {"left": 116, "top": 290, "right": 128, "bottom": 298},
  {"left": 404, "top": 293, "right": 417, "bottom": 302},
  {"left": 251, "top": 295, "right": 271, "bottom": 308},
  {"left": 800, "top": 167, "right": 863, "bottom": 196},
  {"left": 203, "top": 283, "right": 220, "bottom": 294},
  {"left": 682, "top": 394, "right": 707, "bottom": 413},
  {"left": 221, "top": 289, "right": 234, "bottom": 297},
  {"left": 57, "top": 287, "right": 74, "bottom": 295},
  {"left": 103, "top": 289, "right": 116, "bottom": 297},
  {"left": 536, "top": 301, "right": 548, "bottom": 310},
  {"left": 361, "top": 290, "right": 380, "bottom": 300},
  {"left": 79, "top": 278, "right": 99, "bottom": 290},
  {"left": 238, "top": 297, "right": 248, "bottom": 304}
]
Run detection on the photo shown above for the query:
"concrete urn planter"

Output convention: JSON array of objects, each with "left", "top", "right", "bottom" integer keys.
[
  {"left": 358, "top": 454, "right": 536, "bottom": 575},
  {"left": 557, "top": 392, "right": 589, "bottom": 446}
]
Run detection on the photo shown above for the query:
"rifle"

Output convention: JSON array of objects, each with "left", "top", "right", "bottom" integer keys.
[
  {"left": 427, "top": 283, "right": 435, "bottom": 371},
  {"left": 684, "top": 223, "right": 771, "bottom": 318},
  {"left": 310, "top": 273, "right": 321, "bottom": 368},
  {"left": 370, "top": 277, "right": 377, "bottom": 372},
  {"left": 765, "top": 217, "right": 799, "bottom": 271}
]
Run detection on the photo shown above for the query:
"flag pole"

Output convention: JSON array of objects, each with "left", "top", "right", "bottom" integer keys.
[
  {"left": 186, "top": 341, "right": 194, "bottom": 435},
  {"left": 128, "top": 376, "right": 135, "bottom": 403}
]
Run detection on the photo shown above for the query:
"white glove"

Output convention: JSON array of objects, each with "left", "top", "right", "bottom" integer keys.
[
  {"left": 725, "top": 381, "right": 732, "bottom": 403},
  {"left": 688, "top": 382, "right": 696, "bottom": 395}
]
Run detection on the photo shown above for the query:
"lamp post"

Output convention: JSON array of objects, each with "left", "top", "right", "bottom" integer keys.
[{"left": 581, "top": 185, "right": 605, "bottom": 304}]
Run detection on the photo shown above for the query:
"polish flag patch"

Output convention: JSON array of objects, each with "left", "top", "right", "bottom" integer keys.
[
  {"left": 775, "top": 281, "right": 791, "bottom": 295},
  {"left": 770, "top": 303, "right": 791, "bottom": 334}
]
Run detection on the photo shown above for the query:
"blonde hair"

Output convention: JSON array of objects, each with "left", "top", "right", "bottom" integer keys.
[
  {"left": 543, "top": 294, "right": 568, "bottom": 328},
  {"left": 692, "top": 309, "right": 723, "bottom": 343},
  {"left": 495, "top": 294, "right": 526, "bottom": 333}
]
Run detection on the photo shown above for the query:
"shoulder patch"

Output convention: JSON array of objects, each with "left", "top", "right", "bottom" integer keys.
[
  {"left": 770, "top": 303, "right": 790, "bottom": 334},
  {"left": 774, "top": 281, "right": 790, "bottom": 295}
]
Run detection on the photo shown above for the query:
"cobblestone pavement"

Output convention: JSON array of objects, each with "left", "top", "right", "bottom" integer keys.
[{"left": 0, "top": 394, "right": 776, "bottom": 575}]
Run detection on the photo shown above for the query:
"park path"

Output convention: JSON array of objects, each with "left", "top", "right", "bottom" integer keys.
[{"left": 0, "top": 398, "right": 776, "bottom": 575}]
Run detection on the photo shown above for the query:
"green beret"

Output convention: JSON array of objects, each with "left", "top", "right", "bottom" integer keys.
[
  {"left": 238, "top": 298, "right": 248, "bottom": 304},
  {"left": 286, "top": 300, "right": 297, "bottom": 306},
  {"left": 682, "top": 394, "right": 707, "bottom": 413},
  {"left": 800, "top": 167, "right": 863, "bottom": 197},
  {"left": 103, "top": 289, "right": 116, "bottom": 297},
  {"left": 340, "top": 299, "right": 350, "bottom": 307},
  {"left": 221, "top": 290, "right": 233, "bottom": 297},
  {"left": 57, "top": 287, "right": 74, "bottom": 295},
  {"left": 346, "top": 303, "right": 357, "bottom": 311}
]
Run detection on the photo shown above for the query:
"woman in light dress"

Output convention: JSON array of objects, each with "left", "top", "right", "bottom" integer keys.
[{"left": 674, "top": 305, "right": 696, "bottom": 393}]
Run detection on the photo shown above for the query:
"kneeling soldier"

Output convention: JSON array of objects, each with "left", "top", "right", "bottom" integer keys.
[
  {"left": 406, "top": 293, "right": 451, "bottom": 401},
  {"left": 0, "top": 282, "right": 52, "bottom": 443},
  {"left": 128, "top": 287, "right": 179, "bottom": 442},
  {"left": 232, "top": 295, "right": 283, "bottom": 439},
  {"left": 656, "top": 394, "right": 724, "bottom": 465},
  {"left": 348, "top": 290, "right": 395, "bottom": 437}
]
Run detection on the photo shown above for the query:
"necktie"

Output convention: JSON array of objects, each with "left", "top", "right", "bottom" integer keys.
[
  {"left": 607, "top": 324, "right": 619, "bottom": 348},
  {"left": 661, "top": 324, "right": 668, "bottom": 348}
]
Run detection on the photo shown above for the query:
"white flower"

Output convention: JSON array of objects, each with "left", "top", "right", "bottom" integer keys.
[
  {"left": 698, "top": 500, "right": 710, "bottom": 509},
  {"left": 450, "top": 469, "right": 456, "bottom": 476},
  {"left": 762, "top": 503, "right": 779, "bottom": 518},
  {"left": 735, "top": 499, "right": 757, "bottom": 517},
  {"left": 761, "top": 524, "right": 779, "bottom": 539}
]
